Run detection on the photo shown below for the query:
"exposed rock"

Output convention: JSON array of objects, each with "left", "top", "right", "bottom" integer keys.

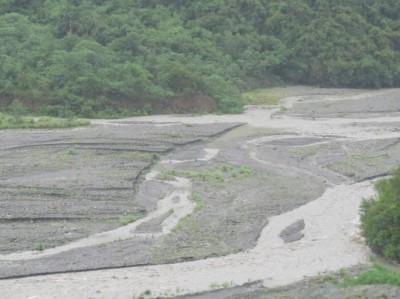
[{"left": 279, "top": 219, "right": 305, "bottom": 243}]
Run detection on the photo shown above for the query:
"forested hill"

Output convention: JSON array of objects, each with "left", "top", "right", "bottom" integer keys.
[{"left": 1, "top": 1, "right": 399, "bottom": 117}]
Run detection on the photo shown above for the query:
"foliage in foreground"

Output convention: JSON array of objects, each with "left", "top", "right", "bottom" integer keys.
[
  {"left": 361, "top": 168, "right": 400, "bottom": 261},
  {"left": 342, "top": 263, "right": 400, "bottom": 287},
  {"left": 0, "top": 1, "right": 399, "bottom": 116},
  {"left": 0, "top": 113, "right": 89, "bottom": 129}
]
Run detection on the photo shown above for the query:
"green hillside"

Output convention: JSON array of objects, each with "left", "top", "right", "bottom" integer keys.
[{"left": 0, "top": 0, "right": 399, "bottom": 117}]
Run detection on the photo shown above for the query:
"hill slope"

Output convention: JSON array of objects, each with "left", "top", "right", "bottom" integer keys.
[{"left": 0, "top": 0, "right": 399, "bottom": 116}]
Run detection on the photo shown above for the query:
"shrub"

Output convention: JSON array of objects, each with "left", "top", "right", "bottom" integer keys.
[
  {"left": 360, "top": 168, "right": 400, "bottom": 261},
  {"left": 34, "top": 243, "right": 45, "bottom": 251},
  {"left": 43, "top": 105, "right": 74, "bottom": 118}
]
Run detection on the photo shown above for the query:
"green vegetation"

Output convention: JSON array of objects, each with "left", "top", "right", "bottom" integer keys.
[
  {"left": 0, "top": 112, "right": 89, "bottom": 129},
  {"left": 66, "top": 148, "right": 77, "bottom": 155},
  {"left": 163, "top": 165, "right": 252, "bottom": 183},
  {"left": 143, "top": 290, "right": 151, "bottom": 296},
  {"left": 209, "top": 281, "right": 232, "bottom": 290},
  {"left": 190, "top": 191, "right": 203, "bottom": 211},
  {"left": 158, "top": 172, "right": 176, "bottom": 181},
  {"left": 119, "top": 213, "right": 143, "bottom": 226},
  {"left": 34, "top": 243, "right": 44, "bottom": 251},
  {"left": 220, "top": 164, "right": 252, "bottom": 178},
  {"left": 242, "top": 88, "right": 288, "bottom": 106},
  {"left": 360, "top": 168, "right": 400, "bottom": 261},
  {"left": 8, "top": 99, "right": 26, "bottom": 122},
  {"left": 279, "top": 105, "right": 287, "bottom": 112},
  {"left": 342, "top": 263, "right": 400, "bottom": 287},
  {"left": 134, "top": 289, "right": 152, "bottom": 299},
  {"left": 164, "top": 169, "right": 225, "bottom": 182},
  {"left": 239, "top": 166, "right": 251, "bottom": 177},
  {"left": 174, "top": 217, "right": 186, "bottom": 231},
  {"left": 174, "top": 192, "right": 203, "bottom": 231},
  {"left": 0, "top": 1, "right": 399, "bottom": 117}
]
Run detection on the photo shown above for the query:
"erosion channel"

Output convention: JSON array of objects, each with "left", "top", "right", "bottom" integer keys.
[{"left": 2, "top": 87, "right": 400, "bottom": 298}]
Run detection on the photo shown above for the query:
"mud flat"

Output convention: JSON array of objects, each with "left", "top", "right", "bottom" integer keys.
[{"left": 1, "top": 87, "right": 400, "bottom": 298}]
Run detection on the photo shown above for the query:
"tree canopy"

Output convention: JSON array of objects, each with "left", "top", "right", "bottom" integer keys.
[{"left": 0, "top": 0, "right": 399, "bottom": 116}]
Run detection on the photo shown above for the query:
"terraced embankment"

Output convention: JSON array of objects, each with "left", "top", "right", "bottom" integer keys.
[{"left": 1, "top": 87, "right": 400, "bottom": 298}]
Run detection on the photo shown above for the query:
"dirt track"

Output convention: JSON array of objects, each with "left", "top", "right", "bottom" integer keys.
[{"left": 1, "top": 87, "right": 400, "bottom": 298}]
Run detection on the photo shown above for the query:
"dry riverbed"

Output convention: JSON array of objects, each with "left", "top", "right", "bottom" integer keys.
[{"left": 1, "top": 86, "right": 400, "bottom": 298}]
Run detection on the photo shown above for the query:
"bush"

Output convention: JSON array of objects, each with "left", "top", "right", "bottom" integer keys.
[
  {"left": 360, "top": 168, "right": 400, "bottom": 261},
  {"left": 43, "top": 105, "right": 74, "bottom": 118},
  {"left": 8, "top": 99, "right": 26, "bottom": 123}
]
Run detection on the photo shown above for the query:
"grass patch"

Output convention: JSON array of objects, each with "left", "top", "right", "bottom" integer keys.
[
  {"left": 174, "top": 192, "right": 202, "bottom": 231},
  {"left": 119, "top": 213, "right": 143, "bottom": 226},
  {"left": 34, "top": 243, "right": 45, "bottom": 251},
  {"left": 220, "top": 164, "right": 251, "bottom": 178},
  {"left": 174, "top": 217, "right": 186, "bottom": 231},
  {"left": 157, "top": 172, "right": 176, "bottom": 181},
  {"left": 162, "top": 165, "right": 252, "bottom": 183},
  {"left": 190, "top": 191, "right": 203, "bottom": 211},
  {"left": 242, "top": 88, "right": 288, "bottom": 106},
  {"left": 209, "top": 281, "right": 232, "bottom": 290},
  {"left": 239, "top": 166, "right": 251, "bottom": 176},
  {"left": 342, "top": 263, "right": 400, "bottom": 287},
  {"left": 0, "top": 113, "right": 89, "bottom": 130},
  {"left": 67, "top": 148, "right": 77, "bottom": 155},
  {"left": 164, "top": 169, "right": 225, "bottom": 182}
]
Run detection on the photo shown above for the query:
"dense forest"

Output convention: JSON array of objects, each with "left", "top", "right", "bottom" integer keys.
[{"left": 0, "top": 0, "right": 399, "bottom": 117}]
